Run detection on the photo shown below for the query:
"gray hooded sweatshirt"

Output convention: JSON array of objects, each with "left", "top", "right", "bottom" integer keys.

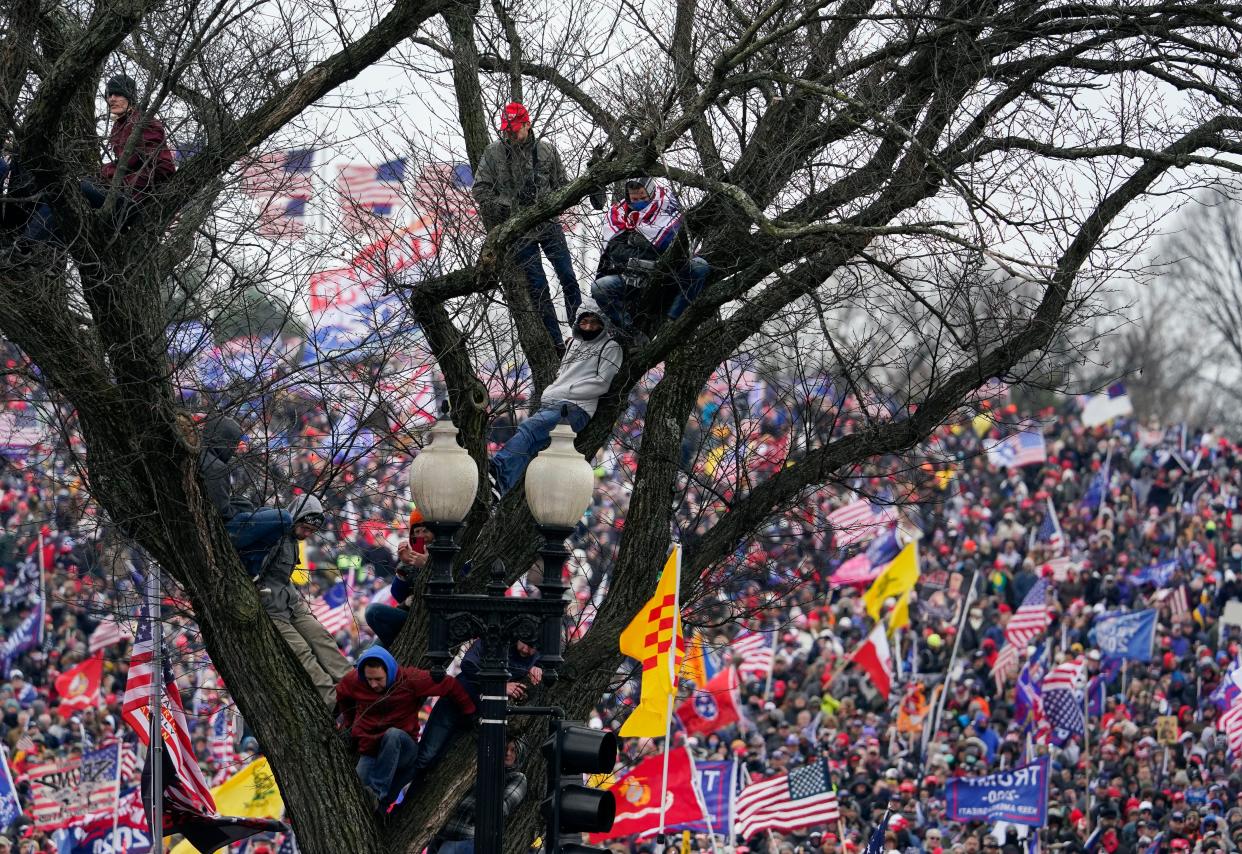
[{"left": 542, "top": 302, "right": 623, "bottom": 417}]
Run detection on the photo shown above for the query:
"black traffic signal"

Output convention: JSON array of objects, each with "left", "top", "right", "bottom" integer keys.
[{"left": 542, "top": 721, "right": 617, "bottom": 849}]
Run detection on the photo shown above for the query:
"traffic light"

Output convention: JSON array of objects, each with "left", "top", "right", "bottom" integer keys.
[{"left": 542, "top": 721, "right": 617, "bottom": 852}]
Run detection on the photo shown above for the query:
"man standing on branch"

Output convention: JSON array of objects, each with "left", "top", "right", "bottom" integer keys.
[
  {"left": 227, "top": 495, "right": 351, "bottom": 706},
  {"left": 472, "top": 102, "right": 581, "bottom": 351}
]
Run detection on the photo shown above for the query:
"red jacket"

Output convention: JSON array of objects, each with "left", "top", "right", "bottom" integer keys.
[
  {"left": 100, "top": 110, "right": 176, "bottom": 195},
  {"left": 336, "top": 665, "right": 476, "bottom": 756}
]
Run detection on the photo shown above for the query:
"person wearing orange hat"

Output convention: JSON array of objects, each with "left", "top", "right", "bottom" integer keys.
[
  {"left": 364, "top": 509, "right": 431, "bottom": 646},
  {"left": 472, "top": 101, "right": 581, "bottom": 350}
]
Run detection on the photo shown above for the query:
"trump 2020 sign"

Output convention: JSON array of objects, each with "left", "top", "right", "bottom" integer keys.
[{"left": 945, "top": 757, "right": 1049, "bottom": 827}]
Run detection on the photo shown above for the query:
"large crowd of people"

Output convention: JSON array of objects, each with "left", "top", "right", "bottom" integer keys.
[{"left": 0, "top": 338, "right": 1234, "bottom": 854}]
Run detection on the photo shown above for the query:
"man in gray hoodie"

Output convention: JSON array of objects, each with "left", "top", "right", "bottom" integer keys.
[{"left": 488, "top": 301, "right": 622, "bottom": 499}]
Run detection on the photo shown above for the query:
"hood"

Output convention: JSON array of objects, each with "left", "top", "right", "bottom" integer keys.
[
  {"left": 356, "top": 645, "right": 398, "bottom": 685},
  {"left": 571, "top": 298, "right": 612, "bottom": 341},
  {"left": 202, "top": 416, "right": 243, "bottom": 463},
  {"left": 288, "top": 494, "right": 324, "bottom": 524}
]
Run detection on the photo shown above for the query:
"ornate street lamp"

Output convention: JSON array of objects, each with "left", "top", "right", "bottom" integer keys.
[{"left": 409, "top": 406, "right": 595, "bottom": 854}]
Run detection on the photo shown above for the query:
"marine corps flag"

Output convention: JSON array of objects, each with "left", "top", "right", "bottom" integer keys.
[
  {"left": 863, "top": 542, "right": 919, "bottom": 624},
  {"left": 620, "top": 546, "right": 685, "bottom": 737},
  {"left": 586, "top": 747, "right": 705, "bottom": 841}
]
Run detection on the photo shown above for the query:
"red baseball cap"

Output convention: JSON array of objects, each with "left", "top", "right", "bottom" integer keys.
[{"left": 499, "top": 102, "right": 531, "bottom": 131}]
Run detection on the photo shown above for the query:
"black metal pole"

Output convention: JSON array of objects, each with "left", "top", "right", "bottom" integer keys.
[
  {"left": 474, "top": 617, "right": 511, "bottom": 854},
  {"left": 425, "top": 521, "right": 460, "bottom": 679},
  {"left": 535, "top": 525, "right": 573, "bottom": 687}
]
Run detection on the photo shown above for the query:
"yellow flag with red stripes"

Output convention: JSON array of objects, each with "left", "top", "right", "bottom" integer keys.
[{"left": 619, "top": 546, "right": 684, "bottom": 737}]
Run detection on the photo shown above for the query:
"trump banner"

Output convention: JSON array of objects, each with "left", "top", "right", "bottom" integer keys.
[
  {"left": 1093, "top": 610, "right": 1157, "bottom": 662},
  {"left": 945, "top": 757, "right": 1049, "bottom": 827},
  {"left": 672, "top": 759, "right": 738, "bottom": 834}
]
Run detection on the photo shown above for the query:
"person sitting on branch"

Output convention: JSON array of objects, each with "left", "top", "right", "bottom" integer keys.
[{"left": 590, "top": 176, "right": 709, "bottom": 337}]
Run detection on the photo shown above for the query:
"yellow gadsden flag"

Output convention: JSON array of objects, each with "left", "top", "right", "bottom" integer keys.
[
  {"left": 619, "top": 546, "right": 684, "bottom": 738},
  {"left": 863, "top": 542, "right": 919, "bottom": 625},
  {"left": 170, "top": 758, "right": 284, "bottom": 854}
]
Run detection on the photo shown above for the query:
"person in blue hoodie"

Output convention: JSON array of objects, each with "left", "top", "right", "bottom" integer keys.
[
  {"left": 486, "top": 300, "right": 622, "bottom": 501},
  {"left": 228, "top": 494, "right": 350, "bottom": 705}
]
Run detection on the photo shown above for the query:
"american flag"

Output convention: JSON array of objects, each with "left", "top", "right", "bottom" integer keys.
[
  {"left": 735, "top": 760, "right": 840, "bottom": 840},
  {"left": 1032, "top": 497, "right": 1063, "bottom": 555},
  {"left": 412, "top": 162, "right": 476, "bottom": 223},
  {"left": 311, "top": 580, "right": 353, "bottom": 635},
  {"left": 278, "top": 833, "right": 301, "bottom": 854},
  {"left": 829, "top": 498, "right": 897, "bottom": 547},
  {"left": 1221, "top": 701, "right": 1242, "bottom": 759},
  {"left": 732, "top": 630, "right": 775, "bottom": 681},
  {"left": 1042, "top": 658, "right": 1085, "bottom": 746},
  {"left": 986, "top": 431, "right": 1048, "bottom": 469},
  {"left": 1169, "top": 585, "right": 1190, "bottom": 620},
  {"left": 242, "top": 149, "right": 316, "bottom": 241},
  {"left": 992, "top": 579, "right": 1052, "bottom": 686},
  {"left": 121, "top": 601, "right": 217, "bottom": 814},
  {"left": 337, "top": 159, "right": 407, "bottom": 233},
  {"left": 208, "top": 705, "right": 236, "bottom": 769},
  {"left": 88, "top": 617, "right": 133, "bottom": 654}
]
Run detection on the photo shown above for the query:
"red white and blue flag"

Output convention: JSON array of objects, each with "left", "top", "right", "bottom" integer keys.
[
  {"left": 311, "top": 580, "right": 353, "bottom": 635},
  {"left": 337, "top": 159, "right": 407, "bottom": 233},
  {"left": 992, "top": 579, "right": 1052, "bottom": 686},
  {"left": 1042, "top": 658, "right": 1085, "bottom": 746},
  {"left": 987, "top": 431, "right": 1048, "bottom": 469},
  {"left": 732, "top": 630, "right": 776, "bottom": 682},
  {"left": 242, "top": 149, "right": 316, "bottom": 241},
  {"left": 828, "top": 498, "right": 897, "bottom": 547}
]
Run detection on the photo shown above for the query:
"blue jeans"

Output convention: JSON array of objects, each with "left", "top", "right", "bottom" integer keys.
[
  {"left": 357, "top": 727, "right": 420, "bottom": 804},
  {"left": 365, "top": 603, "right": 408, "bottom": 647},
  {"left": 414, "top": 694, "right": 469, "bottom": 772},
  {"left": 513, "top": 223, "right": 581, "bottom": 346},
  {"left": 491, "top": 403, "right": 590, "bottom": 496},
  {"left": 25, "top": 181, "right": 133, "bottom": 242},
  {"left": 592, "top": 257, "right": 709, "bottom": 328}
]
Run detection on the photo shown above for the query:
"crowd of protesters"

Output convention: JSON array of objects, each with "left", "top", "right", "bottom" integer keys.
[{"left": 0, "top": 339, "right": 1236, "bottom": 854}]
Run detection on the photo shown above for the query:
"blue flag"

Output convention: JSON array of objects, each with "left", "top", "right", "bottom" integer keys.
[
  {"left": 1, "top": 599, "right": 43, "bottom": 677},
  {"left": 1094, "top": 610, "right": 1157, "bottom": 661},
  {"left": 944, "top": 757, "right": 1050, "bottom": 827},
  {"left": 1133, "top": 560, "right": 1176, "bottom": 587},
  {"left": 865, "top": 812, "right": 890, "bottom": 854},
  {"left": 672, "top": 760, "right": 737, "bottom": 834},
  {"left": 0, "top": 746, "right": 20, "bottom": 831},
  {"left": 1014, "top": 644, "right": 1046, "bottom": 731}
]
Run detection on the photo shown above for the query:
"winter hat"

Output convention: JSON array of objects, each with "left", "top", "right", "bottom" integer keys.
[
  {"left": 624, "top": 176, "right": 658, "bottom": 197},
  {"left": 499, "top": 102, "right": 531, "bottom": 131},
  {"left": 104, "top": 75, "right": 138, "bottom": 103}
]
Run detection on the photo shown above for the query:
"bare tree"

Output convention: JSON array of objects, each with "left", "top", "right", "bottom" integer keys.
[{"left": 1, "top": 0, "right": 1242, "bottom": 851}]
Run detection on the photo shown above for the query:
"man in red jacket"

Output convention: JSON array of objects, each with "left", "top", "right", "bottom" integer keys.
[{"left": 336, "top": 645, "right": 476, "bottom": 808}]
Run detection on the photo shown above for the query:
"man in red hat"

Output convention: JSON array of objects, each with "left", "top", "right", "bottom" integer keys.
[{"left": 473, "top": 102, "right": 581, "bottom": 352}]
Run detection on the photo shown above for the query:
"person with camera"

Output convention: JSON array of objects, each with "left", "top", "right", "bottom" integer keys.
[
  {"left": 590, "top": 176, "right": 709, "bottom": 339},
  {"left": 472, "top": 102, "right": 581, "bottom": 351}
]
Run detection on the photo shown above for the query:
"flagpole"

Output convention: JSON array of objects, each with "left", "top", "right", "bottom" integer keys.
[
  {"left": 110, "top": 741, "right": 123, "bottom": 852},
  {"left": 727, "top": 755, "right": 739, "bottom": 846},
  {"left": 1095, "top": 445, "right": 1113, "bottom": 524},
  {"left": 147, "top": 566, "right": 164, "bottom": 850},
  {"left": 660, "top": 544, "right": 683, "bottom": 840},
  {"left": 931, "top": 571, "right": 977, "bottom": 742},
  {"left": 36, "top": 529, "right": 45, "bottom": 647}
]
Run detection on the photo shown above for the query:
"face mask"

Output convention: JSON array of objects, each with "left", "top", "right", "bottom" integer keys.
[
  {"left": 577, "top": 325, "right": 602, "bottom": 341},
  {"left": 628, "top": 199, "right": 650, "bottom": 211}
]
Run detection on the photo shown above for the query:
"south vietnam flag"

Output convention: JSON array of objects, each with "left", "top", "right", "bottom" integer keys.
[{"left": 620, "top": 546, "right": 684, "bottom": 737}]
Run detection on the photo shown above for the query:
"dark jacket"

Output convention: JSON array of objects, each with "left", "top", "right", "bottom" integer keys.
[
  {"left": 227, "top": 502, "right": 317, "bottom": 619},
  {"left": 100, "top": 110, "right": 176, "bottom": 196},
  {"left": 200, "top": 417, "right": 249, "bottom": 520},
  {"left": 458, "top": 639, "right": 540, "bottom": 703},
  {"left": 337, "top": 646, "right": 476, "bottom": 756},
  {"left": 472, "top": 136, "right": 567, "bottom": 228}
]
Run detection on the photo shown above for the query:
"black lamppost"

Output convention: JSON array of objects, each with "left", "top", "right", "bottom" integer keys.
[{"left": 409, "top": 408, "right": 595, "bottom": 854}]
